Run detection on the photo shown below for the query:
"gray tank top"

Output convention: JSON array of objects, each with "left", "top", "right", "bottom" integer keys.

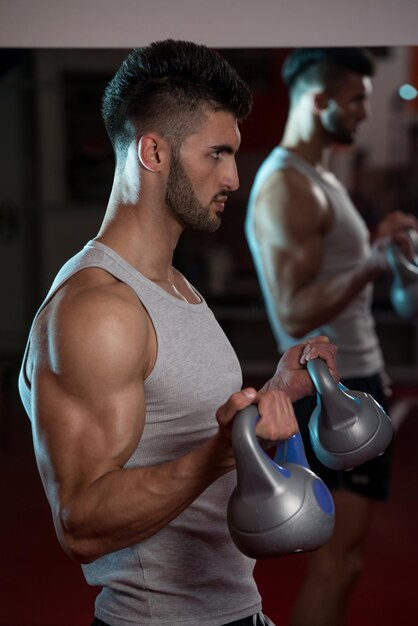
[
  {"left": 18, "top": 240, "right": 261, "bottom": 626},
  {"left": 246, "top": 147, "right": 384, "bottom": 379}
]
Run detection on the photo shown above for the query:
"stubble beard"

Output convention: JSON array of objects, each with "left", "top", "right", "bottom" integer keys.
[
  {"left": 323, "top": 109, "right": 357, "bottom": 146},
  {"left": 165, "top": 152, "right": 222, "bottom": 233}
]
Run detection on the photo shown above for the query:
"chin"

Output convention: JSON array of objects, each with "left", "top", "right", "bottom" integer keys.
[
  {"left": 207, "top": 218, "right": 222, "bottom": 233},
  {"left": 335, "top": 134, "right": 355, "bottom": 146},
  {"left": 189, "top": 217, "right": 221, "bottom": 233},
  {"left": 328, "top": 126, "right": 356, "bottom": 146}
]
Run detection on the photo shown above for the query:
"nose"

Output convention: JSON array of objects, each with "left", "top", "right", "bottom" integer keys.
[
  {"left": 360, "top": 100, "right": 370, "bottom": 122},
  {"left": 223, "top": 158, "right": 240, "bottom": 192}
]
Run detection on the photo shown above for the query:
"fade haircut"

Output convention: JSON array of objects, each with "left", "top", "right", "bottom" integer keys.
[
  {"left": 282, "top": 47, "right": 376, "bottom": 103},
  {"left": 102, "top": 39, "right": 253, "bottom": 166}
]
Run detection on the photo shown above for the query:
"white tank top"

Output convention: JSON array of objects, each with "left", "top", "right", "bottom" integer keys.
[
  {"left": 246, "top": 147, "right": 384, "bottom": 379},
  {"left": 18, "top": 240, "right": 262, "bottom": 626}
]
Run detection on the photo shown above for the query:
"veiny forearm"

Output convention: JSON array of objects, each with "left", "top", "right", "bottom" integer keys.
[{"left": 59, "top": 433, "right": 234, "bottom": 563}]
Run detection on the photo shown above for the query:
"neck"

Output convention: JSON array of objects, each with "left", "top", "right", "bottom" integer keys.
[
  {"left": 281, "top": 106, "right": 331, "bottom": 168},
  {"left": 96, "top": 180, "right": 183, "bottom": 283}
]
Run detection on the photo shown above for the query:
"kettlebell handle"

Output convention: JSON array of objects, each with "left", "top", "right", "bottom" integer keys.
[
  {"left": 386, "top": 244, "right": 418, "bottom": 286},
  {"left": 231, "top": 405, "right": 291, "bottom": 496},
  {"left": 306, "top": 358, "right": 339, "bottom": 396},
  {"left": 406, "top": 228, "right": 418, "bottom": 257},
  {"left": 306, "top": 358, "right": 359, "bottom": 430}
]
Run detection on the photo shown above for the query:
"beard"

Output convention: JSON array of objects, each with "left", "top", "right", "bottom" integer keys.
[
  {"left": 321, "top": 108, "right": 356, "bottom": 146},
  {"left": 165, "top": 152, "right": 223, "bottom": 232}
]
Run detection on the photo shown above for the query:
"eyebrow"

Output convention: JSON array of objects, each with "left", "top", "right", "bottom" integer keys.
[{"left": 209, "top": 144, "right": 236, "bottom": 154}]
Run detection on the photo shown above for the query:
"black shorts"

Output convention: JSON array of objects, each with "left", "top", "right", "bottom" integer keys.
[{"left": 293, "top": 373, "right": 392, "bottom": 501}]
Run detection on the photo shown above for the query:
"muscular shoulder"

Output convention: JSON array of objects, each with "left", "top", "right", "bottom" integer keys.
[
  {"left": 254, "top": 167, "right": 331, "bottom": 243},
  {"left": 31, "top": 268, "right": 154, "bottom": 386}
]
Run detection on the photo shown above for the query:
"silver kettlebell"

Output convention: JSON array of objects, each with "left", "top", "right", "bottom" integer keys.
[{"left": 227, "top": 404, "right": 335, "bottom": 559}]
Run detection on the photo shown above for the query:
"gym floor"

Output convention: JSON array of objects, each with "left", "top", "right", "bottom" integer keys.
[{"left": 1, "top": 374, "right": 417, "bottom": 626}]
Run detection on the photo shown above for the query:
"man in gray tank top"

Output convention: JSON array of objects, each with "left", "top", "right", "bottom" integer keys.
[
  {"left": 246, "top": 48, "right": 418, "bottom": 626},
  {"left": 18, "top": 41, "right": 338, "bottom": 626}
]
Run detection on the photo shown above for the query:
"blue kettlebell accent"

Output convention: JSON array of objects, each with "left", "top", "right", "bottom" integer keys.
[
  {"left": 307, "top": 358, "right": 393, "bottom": 471},
  {"left": 274, "top": 431, "right": 309, "bottom": 469},
  {"left": 274, "top": 433, "right": 334, "bottom": 516},
  {"left": 227, "top": 405, "right": 335, "bottom": 559},
  {"left": 274, "top": 430, "right": 310, "bottom": 468},
  {"left": 312, "top": 478, "right": 335, "bottom": 516}
]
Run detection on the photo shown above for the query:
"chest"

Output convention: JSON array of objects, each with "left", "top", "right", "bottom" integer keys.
[
  {"left": 321, "top": 182, "right": 370, "bottom": 265},
  {"left": 128, "top": 304, "right": 242, "bottom": 465}
]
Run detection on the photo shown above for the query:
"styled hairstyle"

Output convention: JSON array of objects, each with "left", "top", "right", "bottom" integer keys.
[
  {"left": 102, "top": 39, "right": 253, "bottom": 163},
  {"left": 282, "top": 47, "right": 376, "bottom": 102}
]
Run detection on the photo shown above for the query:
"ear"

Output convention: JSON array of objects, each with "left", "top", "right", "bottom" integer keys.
[
  {"left": 312, "top": 90, "right": 330, "bottom": 113},
  {"left": 137, "top": 134, "right": 168, "bottom": 172}
]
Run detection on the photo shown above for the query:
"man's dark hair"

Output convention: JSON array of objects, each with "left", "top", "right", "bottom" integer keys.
[
  {"left": 102, "top": 39, "right": 253, "bottom": 165},
  {"left": 282, "top": 47, "right": 376, "bottom": 102}
]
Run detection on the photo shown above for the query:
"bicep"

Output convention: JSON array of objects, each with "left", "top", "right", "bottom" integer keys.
[{"left": 30, "top": 291, "right": 149, "bottom": 511}]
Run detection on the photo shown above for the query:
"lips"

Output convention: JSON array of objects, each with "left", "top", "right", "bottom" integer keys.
[{"left": 213, "top": 193, "right": 228, "bottom": 210}]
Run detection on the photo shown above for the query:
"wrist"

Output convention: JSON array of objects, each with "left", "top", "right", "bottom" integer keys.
[
  {"left": 368, "top": 245, "right": 390, "bottom": 277},
  {"left": 207, "top": 432, "right": 236, "bottom": 474},
  {"left": 261, "top": 374, "right": 302, "bottom": 404}
]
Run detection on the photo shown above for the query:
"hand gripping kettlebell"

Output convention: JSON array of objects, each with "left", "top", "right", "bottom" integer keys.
[
  {"left": 227, "top": 404, "right": 335, "bottom": 559},
  {"left": 307, "top": 358, "right": 393, "bottom": 471},
  {"left": 386, "top": 243, "right": 418, "bottom": 319}
]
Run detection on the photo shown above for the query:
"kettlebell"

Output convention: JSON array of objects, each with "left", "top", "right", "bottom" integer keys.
[
  {"left": 386, "top": 228, "right": 418, "bottom": 319},
  {"left": 227, "top": 404, "right": 335, "bottom": 560},
  {"left": 406, "top": 228, "right": 418, "bottom": 265},
  {"left": 307, "top": 358, "right": 393, "bottom": 471}
]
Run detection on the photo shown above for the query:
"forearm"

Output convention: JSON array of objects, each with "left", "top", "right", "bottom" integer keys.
[
  {"left": 58, "top": 433, "right": 234, "bottom": 563},
  {"left": 280, "top": 257, "right": 385, "bottom": 338},
  {"left": 259, "top": 370, "right": 302, "bottom": 403}
]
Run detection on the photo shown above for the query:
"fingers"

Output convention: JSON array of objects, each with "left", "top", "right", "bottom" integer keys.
[
  {"left": 374, "top": 228, "right": 417, "bottom": 264},
  {"left": 217, "top": 388, "right": 298, "bottom": 445},
  {"left": 300, "top": 340, "right": 337, "bottom": 364},
  {"left": 391, "top": 230, "right": 417, "bottom": 262},
  {"left": 300, "top": 335, "right": 336, "bottom": 364},
  {"left": 305, "top": 335, "right": 330, "bottom": 344},
  {"left": 300, "top": 337, "right": 339, "bottom": 382},
  {"left": 216, "top": 387, "right": 258, "bottom": 429},
  {"left": 254, "top": 389, "right": 298, "bottom": 442},
  {"left": 377, "top": 211, "right": 418, "bottom": 238},
  {"left": 375, "top": 213, "right": 418, "bottom": 262}
]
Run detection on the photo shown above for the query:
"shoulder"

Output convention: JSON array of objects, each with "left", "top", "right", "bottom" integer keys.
[
  {"left": 258, "top": 166, "right": 327, "bottom": 213},
  {"left": 253, "top": 167, "right": 330, "bottom": 242},
  {"left": 31, "top": 267, "right": 154, "bottom": 381},
  {"left": 50, "top": 267, "right": 148, "bottom": 332}
]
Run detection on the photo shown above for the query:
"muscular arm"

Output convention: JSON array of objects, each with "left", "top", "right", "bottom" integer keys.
[
  {"left": 28, "top": 270, "right": 297, "bottom": 564},
  {"left": 251, "top": 169, "right": 385, "bottom": 337}
]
